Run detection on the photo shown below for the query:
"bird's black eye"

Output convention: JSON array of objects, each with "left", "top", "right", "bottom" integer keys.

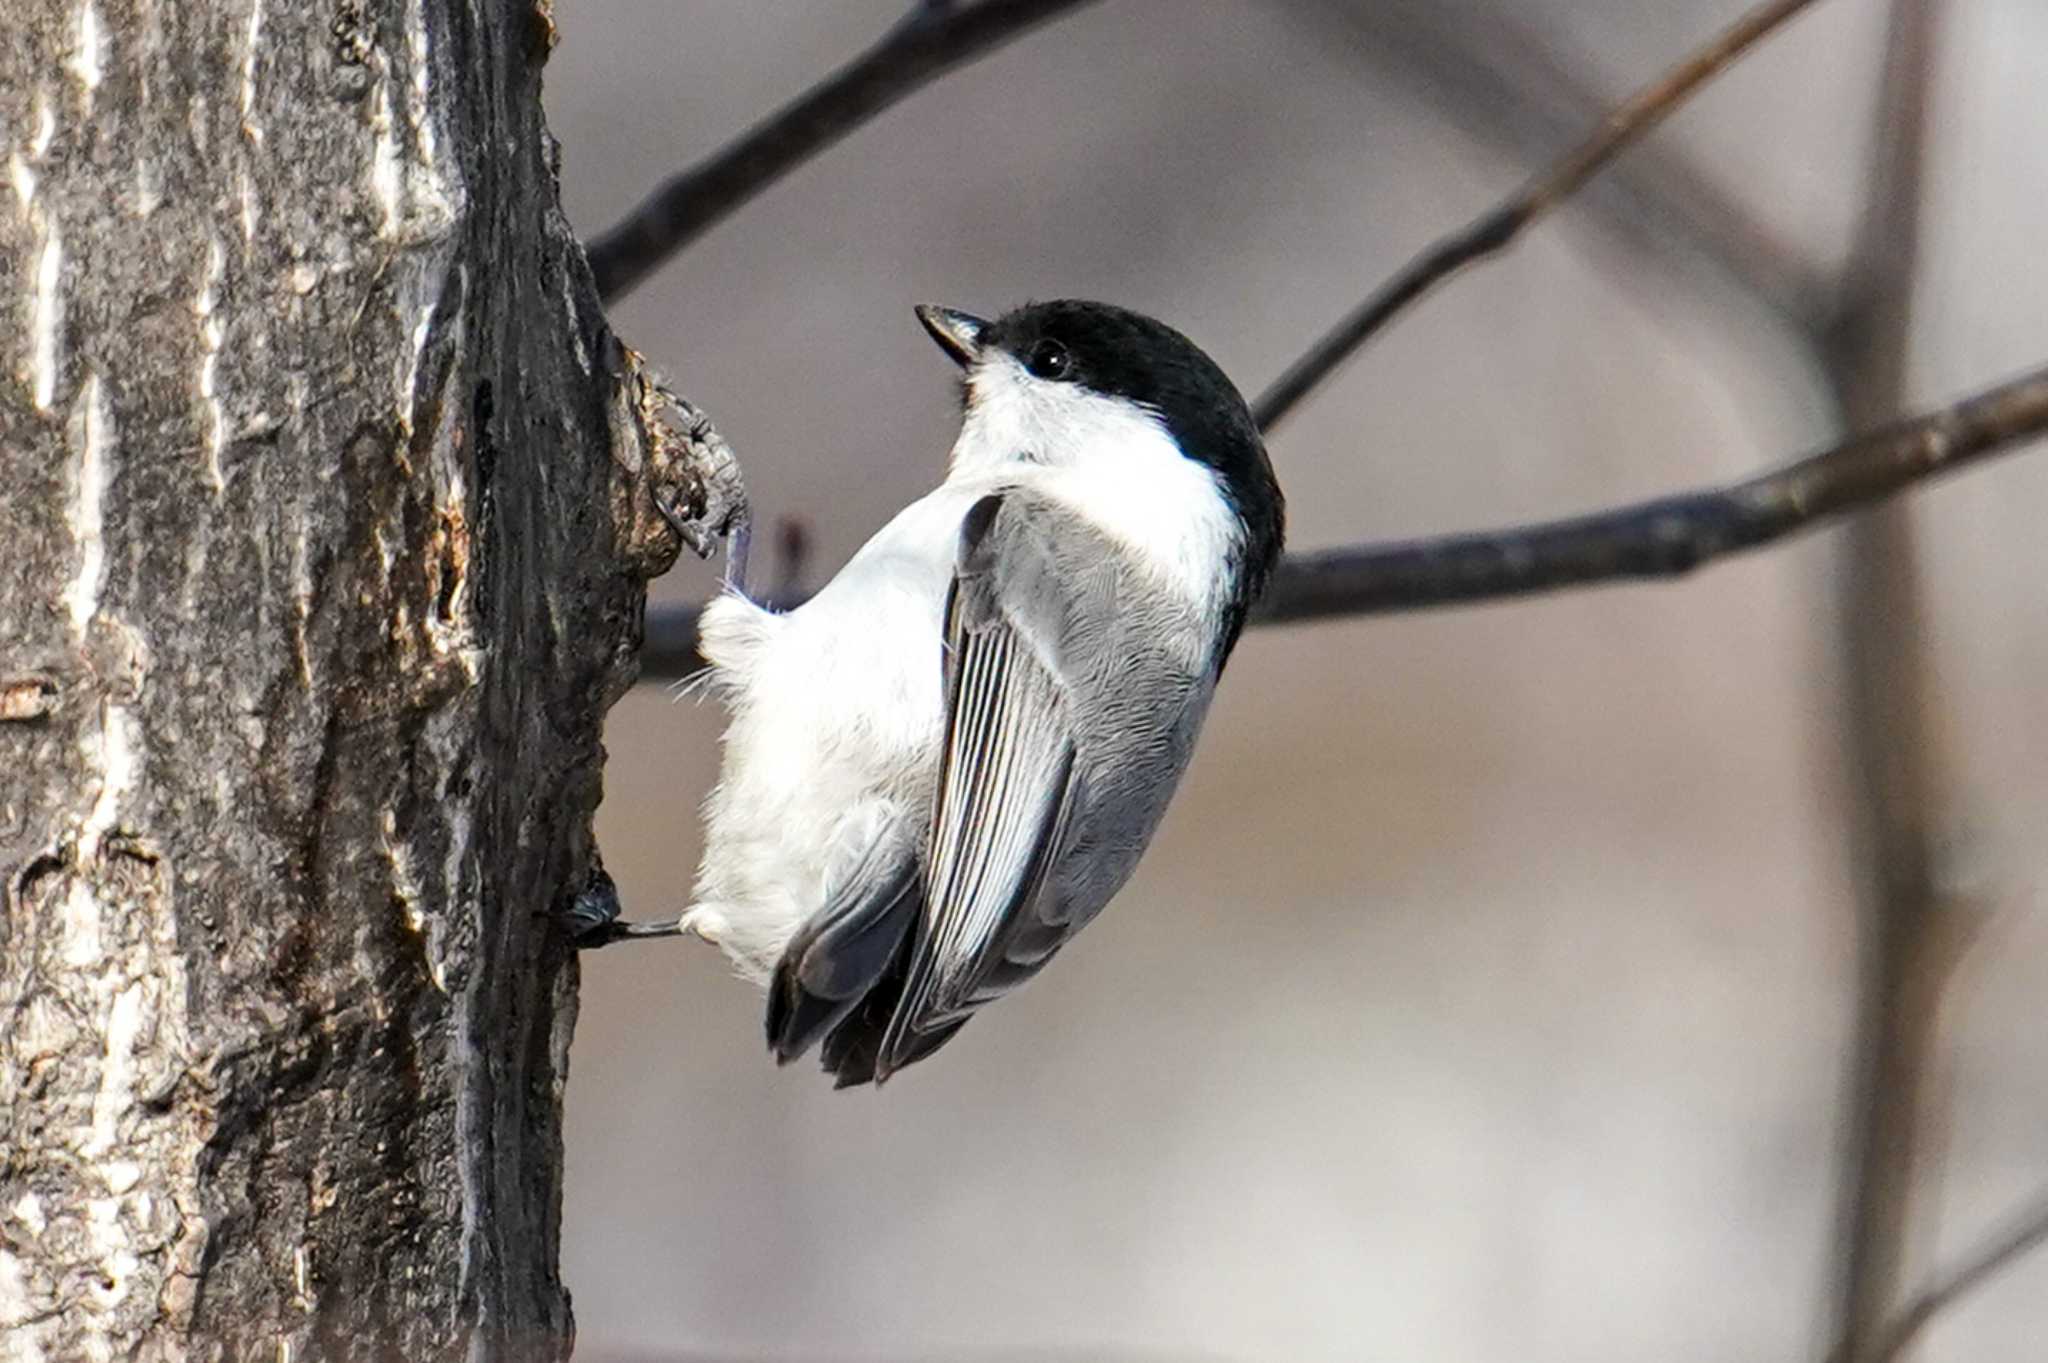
[{"left": 1024, "top": 339, "right": 1071, "bottom": 381}]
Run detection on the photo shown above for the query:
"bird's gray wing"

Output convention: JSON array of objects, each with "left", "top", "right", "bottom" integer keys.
[
  {"left": 874, "top": 490, "right": 1207, "bottom": 1079},
  {"left": 873, "top": 493, "right": 1078, "bottom": 1077}
]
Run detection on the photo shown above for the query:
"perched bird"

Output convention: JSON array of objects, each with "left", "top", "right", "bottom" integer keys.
[{"left": 635, "top": 300, "right": 1282, "bottom": 1086}]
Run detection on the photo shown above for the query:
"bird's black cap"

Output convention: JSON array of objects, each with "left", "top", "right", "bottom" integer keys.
[{"left": 923, "top": 299, "right": 1285, "bottom": 656}]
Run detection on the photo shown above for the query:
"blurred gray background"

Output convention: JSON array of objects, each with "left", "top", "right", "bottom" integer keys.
[{"left": 542, "top": 2, "right": 2047, "bottom": 1359}]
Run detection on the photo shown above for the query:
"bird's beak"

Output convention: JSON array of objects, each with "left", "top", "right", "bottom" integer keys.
[{"left": 915, "top": 304, "right": 986, "bottom": 368}]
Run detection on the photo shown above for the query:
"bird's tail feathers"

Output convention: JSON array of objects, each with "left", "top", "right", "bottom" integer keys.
[{"left": 765, "top": 850, "right": 920, "bottom": 1067}]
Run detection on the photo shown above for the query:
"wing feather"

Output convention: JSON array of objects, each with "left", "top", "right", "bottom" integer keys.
[
  {"left": 869, "top": 487, "right": 1216, "bottom": 1081},
  {"left": 875, "top": 495, "right": 1084, "bottom": 1078}
]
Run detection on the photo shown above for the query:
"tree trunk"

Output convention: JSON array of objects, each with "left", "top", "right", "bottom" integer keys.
[{"left": 0, "top": 1, "right": 723, "bottom": 1358}]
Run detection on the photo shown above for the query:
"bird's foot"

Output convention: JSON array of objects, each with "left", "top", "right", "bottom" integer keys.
[{"left": 559, "top": 866, "right": 685, "bottom": 949}]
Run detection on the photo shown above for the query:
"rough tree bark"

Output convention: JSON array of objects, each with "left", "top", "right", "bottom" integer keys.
[{"left": 0, "top": 1, "right": 727, "bottom": 1359}]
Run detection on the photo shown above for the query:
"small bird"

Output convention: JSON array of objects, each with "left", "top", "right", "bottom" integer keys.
[{"left": 645, "top": 300, "right": 1282, "bottom": 1086}]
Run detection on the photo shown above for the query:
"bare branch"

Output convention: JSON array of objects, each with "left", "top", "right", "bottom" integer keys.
[
  {"left": 1256, "top": 364, "right": 2048, "bottom": 622},
  {"left": 1830, "top": 1189, "right": 2048, "bottom": 1363},
  {"left": 585, "top": 0, "right": 1100, "bottom": 302},
  {"left": 1252, "top": 0, "right": 1828, "bottom": 431},
  {"left": 1280, "top": 0, "right": 1831, "bottom": 327},
  {"left": 639, "top": 365, "right": 2048, "bottom": 678},
  {"left": 1820, "top": 4, "right": 1953, "bottom": 1358}
]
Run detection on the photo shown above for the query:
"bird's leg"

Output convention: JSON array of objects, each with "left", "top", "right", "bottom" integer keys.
[
  {"left": 558, "top": 864, "right": 686, "bottom": 949},
  {"left": 722, "top": 508, "right": 753, "bottom": 594},
  {"left": 574, "top": 917, "right": 687, "bottom": 949}
]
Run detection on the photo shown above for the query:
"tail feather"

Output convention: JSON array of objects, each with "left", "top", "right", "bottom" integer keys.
[
  {"left": 765, "top": 853, "right": 919, "bottom": 1065},
  {"left": 818, "top": 952, "right": 971, "bottom": 1088}
]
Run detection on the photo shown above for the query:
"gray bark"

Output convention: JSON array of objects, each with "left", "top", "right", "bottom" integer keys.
[{"left": 0, "top": 1, "right": 721, "bottom": 1359}]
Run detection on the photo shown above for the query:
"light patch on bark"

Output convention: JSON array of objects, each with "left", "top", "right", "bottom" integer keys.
[
  {"left": 131, "top": 159, "right": 159, "bottom": 217},
  {"left": 367, "top": 71, "right": 402, "bottom": 238},
  {"left": 185, "top": 91, "right": 209, "bottom": 158},
  {"left": 290, "top": 523, "right": 314, "bottom": 689},
  {"left": 238, "top": 0, "right": 263, "bottom": 145},
  {"left": 62, "top": 877, "right": 103, "bottom": 967},
  {"left": 230, "top": 0, "right": 262, "bottom": 250},
  {"left": 559, "top": 268, "right": 589, "bottom": 374},
  {"left": 79, "top": 702, "right": 139, "bottom": 862},
  {"left": 83, "top": 984, "right": 146, "bottom": 1159},
  {"left": 365, "top": 2, "right": 459, "bottom": 247},
  {"left": 360, "top": 4, "right": 466, "bottom": 447},
  {"left": 32, "top": 90, "right": 56, "bottom": 157},
  {"left": 380, "top": 807, "right": 447, "bottom": 993},
  {"left": 400, "top": 0, "right": 458, "bottom": 237},
  {"left": 68, "top": 0, "right": 105, "bottom": 109},
  {"left": 65, "top": 371, "right": 111, "bottom": 631},
  {"left": 370, "top": 521, "right": 397, "bottom": 576},
  {"left": 194, "top": 236, "right": 225, "bottom": 489},
  {"left": 0, "top": 1251, "right": 36, "bottom": 1343},
  {"left": 3, "top": 683, "right": 192, "bottom": 1353},
  {"left": 396, "top": 302, "right": 432, "bottom": 436},
  {"left": 238, "top": 167, "right": 259, "bottom": 244},
  {"left": 0, "top": 677, "right": 58, "bottom": 721},
  {"left": 84, "top": 1196, "right": 138, "bottom": 1314},
  {"left": 12, "top": 1193, "right": 47, "bottom": 1237},
  {"left": 10, "top": 153, "right": 36, "bottom": 210},
  {"left": 381, "top": 808, "right": 424, "bottom": 935},
  {"left": 29, "top": 216, "right": 62, "bottom": 413},
  {"left": 406, "top": 0, "right": 436, "bottom": 168}
]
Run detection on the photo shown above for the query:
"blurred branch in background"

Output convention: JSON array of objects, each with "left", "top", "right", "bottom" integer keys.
[
  {"left": 1255, "top": 366, "right": 2048, "bottom": 621},
  {"left": 585, "top": 0, "right": 1101, "bottom": 301},
  {"left": 1816, "top": 3, "right": 1981, "bottom": 1361},
  {"left": 1251, "top": 0, "right": 1827, "bottom": 431},
  {"left": 643, "top": 364, "right": 2048, "bottom": 675},
  {"left": 1844, "top": 1188, "right": 2048, "bottom": 1363},
  {"left": 1282, "top": 0, "right": 1831, "bottom": 327}
]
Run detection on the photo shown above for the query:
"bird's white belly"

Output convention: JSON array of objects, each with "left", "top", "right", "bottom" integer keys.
[{"left": 686, "top": 488, "right": 978, "bottom": 979}]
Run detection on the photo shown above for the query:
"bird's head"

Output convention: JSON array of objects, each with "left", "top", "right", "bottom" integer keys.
[{"left": 916, "top": 298, "right": 1283, "bottom": 564}]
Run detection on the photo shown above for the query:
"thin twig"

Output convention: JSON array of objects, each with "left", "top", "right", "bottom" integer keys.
[
  {"left": 638, "top": 364, "right": 2048, "bottom": 677},
  {"left": 585, "top": 0, "right": 1100, "bottom": 302},
  {"left": 1252, "top": 0, "right": 1827, "bottom": 431},
  {"left": 1819, "top": 3, "right": 1951, "bottom": 1358},
  {"left": 1829, "top": 1189, "right": 2048, "bottom": 1363},
  {"left": 1281, "top": 0, "right": 1829, "bottom": 326}
]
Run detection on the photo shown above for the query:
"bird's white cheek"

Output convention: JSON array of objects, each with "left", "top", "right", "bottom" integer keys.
[
  {"left": 1036, "top": 456, "right": 1239, "bottom": 617},
  {"left": 949, "top": 359, "right": 1242, "bottom": 617}
]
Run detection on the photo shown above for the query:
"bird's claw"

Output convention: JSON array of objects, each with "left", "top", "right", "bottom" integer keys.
[{"left": 559, "top": 866, "right": 684, "bottom": 950}]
